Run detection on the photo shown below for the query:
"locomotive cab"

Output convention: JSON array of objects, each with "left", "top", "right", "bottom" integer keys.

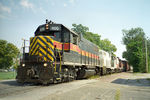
[
  {"left": 29, "top": 20, "right": 79, "bottom": 62},
  {"left": 35, "top": 21, "right": 79, "bottom": 43}
]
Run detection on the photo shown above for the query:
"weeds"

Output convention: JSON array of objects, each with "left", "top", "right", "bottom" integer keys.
[
  {"left": 115, "top": 89, "right": 120, "bottom": 100},
  {"left": 88, "top": 75, "right": 100, "bottom": 79},
  {"left": 146, "top": 78, "right": 150, "bottom": 83}
]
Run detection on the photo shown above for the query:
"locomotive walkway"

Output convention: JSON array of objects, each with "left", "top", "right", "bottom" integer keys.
[{"left": 0, "top": 72, "right": 150, "bottom": 100}]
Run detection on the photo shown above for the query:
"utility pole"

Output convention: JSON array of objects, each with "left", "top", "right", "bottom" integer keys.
[
  {"left": 22, "top": 38, "right": 29, "bottom": 60},
  {"left": 145, "top": 37, "right": 148, "bottom": 73},
  {"left": 22, "top": 39, "right": 26, "bottom": 60}
]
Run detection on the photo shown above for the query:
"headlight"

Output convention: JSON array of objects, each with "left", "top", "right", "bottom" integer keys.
[
  {"left": 44, "top": 63, "right": 47, "bottom": 67},
  {"left": 22, "top": 64, "right": 25, "bottom": 67},
  {"left": 46, "top": 24, "right": 49, "bottom": 29}
]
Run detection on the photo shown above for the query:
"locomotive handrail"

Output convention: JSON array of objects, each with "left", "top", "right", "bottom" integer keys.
[
  {"left": 54, "top": 55, "right": 57, "bottom": 72},
  {"left": 58, "top": 52, "right": 62, "bottom": 72}
]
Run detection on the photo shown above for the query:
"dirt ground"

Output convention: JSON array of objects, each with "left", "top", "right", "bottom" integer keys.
[{"left": 0, "top": 72, "right": 150, "bottom": 100}]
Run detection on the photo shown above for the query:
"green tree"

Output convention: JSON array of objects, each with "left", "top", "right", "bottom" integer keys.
[
  {"left": 100, "top": 39, "right": 117, "bottom": 53},
  {"left": 122, "top": 27, "right": 148, "bottom": 72},
  {"left": 84, "top": 32, "right": 101, "bottom": 46},
  {"left": 0, "top": 40, "right": 20, "bottom": 69},
  {"left": 71, "top": 23, "right": 117, "bottom": 53},
  {"left": 71, "top": 24, "right": 89, "bottom": 35}
]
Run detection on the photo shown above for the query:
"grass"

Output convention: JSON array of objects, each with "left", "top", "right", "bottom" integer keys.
[
  {"left": 115, "top": 89, "right": 120, "bottom": 100},
  {"left": 88, "top": 75, "right": 100, "bottom": 79},
  {"left": 133, "top": 72, "right": 141, "bottom": 75},
  {"left": 0, "top": 71, "right": 16, "bottom": 80},
  {"left": 146, "top": 78, "right": 150, "bottom": 82}
]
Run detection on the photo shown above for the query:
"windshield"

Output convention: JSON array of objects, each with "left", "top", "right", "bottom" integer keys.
[{"left": 54, "top": 32, "right": 61, "bottom": 42}]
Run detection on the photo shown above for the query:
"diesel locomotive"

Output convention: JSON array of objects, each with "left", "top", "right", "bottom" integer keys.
[{"left": 16, "top": 20, "right": 128, "bottom": 84}]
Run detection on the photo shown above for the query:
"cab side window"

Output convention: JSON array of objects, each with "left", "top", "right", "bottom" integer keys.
[
  {"left": 71, "top": 33, "right": 78, "bottom": 45},
  {"left": 70, "top": 34, "right": 73, "bottom": 43},
  {"left": 63, "top": 31, "right": 69, "bottom": 43},
  {"left": 54, "top": 32, "right": 61, "bottom": 42},
  {"left": 73, "top": 35, "right": 78, "bottom": 45}
]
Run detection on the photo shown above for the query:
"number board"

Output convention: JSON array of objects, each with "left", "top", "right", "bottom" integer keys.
[
  {"left": 39, "top": 26, "right": 45, "bottom": 32},
  {"left": 50, "top": 24, "right": 61, "bottom": 31}
]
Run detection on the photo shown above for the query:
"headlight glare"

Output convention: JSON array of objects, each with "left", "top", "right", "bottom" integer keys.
[
  {"left": 22, "top": 64, "right": 25, "bottom": 67},
  {"left": 44, "top": 63, "right": 47, "bottom": 67}
]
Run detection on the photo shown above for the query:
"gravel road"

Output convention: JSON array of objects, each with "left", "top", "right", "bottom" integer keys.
[{"left": 1, "top": 72, "right": 150, "bottom": 100}]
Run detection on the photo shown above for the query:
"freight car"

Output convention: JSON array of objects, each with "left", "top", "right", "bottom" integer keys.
[
  {"left": 16, "top": 20, "right": 127, "bottom": 84},
  {"left": 98, "top": 50, "right": 123, "bottom": 75},
  {"left": 122, "top": 60, "right": 130, "bottom": 72},
  {"left": 99, "top": 50, "right": 111, "bottom": 75}
]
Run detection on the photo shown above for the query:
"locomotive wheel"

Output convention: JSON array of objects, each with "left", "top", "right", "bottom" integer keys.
[
  {"left": 61, "top": 67, "right": 76, "bottom": 82},
  {"left": 39, "top": 72, "right": 51, "bottom": 85},
  {"left": 16, "top": 79, "right": 25, "bottom": 84},
  {"left": 95, "top": 67, "right": 101, "bottom": 76},
  {"left": 39, "top": 67, "right": 54, "bottom": 85}
]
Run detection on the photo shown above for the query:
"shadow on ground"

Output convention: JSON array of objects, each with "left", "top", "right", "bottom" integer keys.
[
  {"left": 0, "top": 80, "right": 58, "bottom": 86},
  {"left": 0, "top": 80, "right": 42, "bottom": 86},
  {"left": 111, "top": 78, "right": 150, "bottom": 87},
  {"left": 0, "top": 80, "right": 27, "bottom": 86}
]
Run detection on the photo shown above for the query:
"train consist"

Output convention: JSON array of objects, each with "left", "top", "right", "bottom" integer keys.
[{"left": 16, "top": 20, "right": 130, "bottom": 84}]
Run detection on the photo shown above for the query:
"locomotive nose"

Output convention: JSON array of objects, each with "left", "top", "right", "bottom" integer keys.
[{"left": 29, "top": 36, "right": 54, "bottom": 62}]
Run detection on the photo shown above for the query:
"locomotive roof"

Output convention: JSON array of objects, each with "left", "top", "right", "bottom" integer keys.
[
  {"left": 36, "top": 23, "right": 79, "bottom": 36},
  {"left": 61, "top": 24, "right": 79, "bottom": 36}
]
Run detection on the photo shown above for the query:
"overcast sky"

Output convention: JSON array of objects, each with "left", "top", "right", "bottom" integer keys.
[{"left": 0, "top": 0, "right": 150, "bottom": 59}]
